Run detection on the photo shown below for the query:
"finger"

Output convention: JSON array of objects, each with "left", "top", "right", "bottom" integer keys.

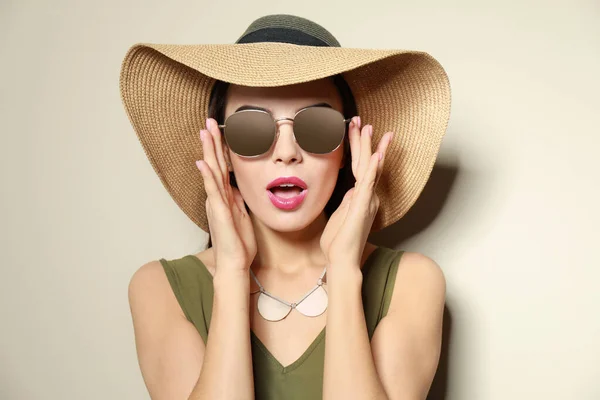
[
  {"left": 232, "top": 186, "right": 247, "bottom": 216},
  {"left": 352, "top": 151, "right": 380, "bottom": 213},
  {"left": 374, "top": 132, "right": 393, "bottom": 188},
  {"left": 364, "top": 152, "right": 380, "bottom": 192},
  {"left": 357, "top": 124, "right": 373, "bottom": 184},
  {"left": 341, "top": 187, "right": 355, "bottom": 205},
  {"left": 348, "top": 116, "right": 361, "bottom": 179},
  {"left": 206, "top": 118, "right": 229, "bottom": 184},
  {"left": 200, "top": 126, "right": 226, "bottom": 199},
  {"left": 197, "top": 159, "right": 240, "bottom": 246},
  {"left": 207, "top": 118, "right": 234, "bottom": 205},
  {"left": 344, "top": 152, "right": 379, "bottom": 236},
  {"left": 329, "top": 187, "right": 353, "bottom": 222},
  {"left": 196, "top": 159, "right": 226, "bottom": 214}
]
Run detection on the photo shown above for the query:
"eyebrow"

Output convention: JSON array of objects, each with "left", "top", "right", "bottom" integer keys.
[{"left": 234, "top": 102, "right": 333, "bottom": 113}]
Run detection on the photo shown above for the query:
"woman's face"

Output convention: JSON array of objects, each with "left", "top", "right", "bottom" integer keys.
[{"left": 223, "top": 79, "right": 346, "bottom": 233}]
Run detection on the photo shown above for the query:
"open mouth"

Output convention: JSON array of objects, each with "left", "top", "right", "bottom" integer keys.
[{"left": 268, "top": 186, "right": 305, "bottom": 199}]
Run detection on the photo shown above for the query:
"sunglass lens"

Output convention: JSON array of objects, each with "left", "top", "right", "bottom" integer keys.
[
  {"left": 294, "top": 107, "right": 345, "bottom": 154},
  {"left": 224, "top": 110, "right": 275, "bottom": 157}
]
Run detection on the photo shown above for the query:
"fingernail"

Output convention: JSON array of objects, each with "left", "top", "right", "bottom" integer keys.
[
  {"left": 206, "top": 119, "right": 212, "bottom": 130},
  {"left": 196, "top": 160, "right": 203, "bottom": 170},
  {"left": 357, "top": 116, "right": 361, "bottom": 128},
  {"left": 378, "top": 152, "right": 383, "bottom": 161},
  {"left": 200, "top": 130, "right": 205, "bottom": 141},
  {"left": 369, "top": 126, "right": 373, "bottom": 137}
]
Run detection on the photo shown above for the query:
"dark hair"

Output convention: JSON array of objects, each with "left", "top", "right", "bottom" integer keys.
[{"left": 205, "top": 75, "right": 357, "bottom": 248}]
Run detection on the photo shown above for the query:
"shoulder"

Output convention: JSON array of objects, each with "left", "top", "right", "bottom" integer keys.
[
  {"left": 128, "top": 259, "right": 186, "bottom": 320},
  {"left": 128, "top": 259, "right": 166, "bottom": 293},
  {"left": 388, "top": 251, "right": 446, "bottom": 315},
  {"left": 396, "top": 251, "right": 446, "bottom": 287}
]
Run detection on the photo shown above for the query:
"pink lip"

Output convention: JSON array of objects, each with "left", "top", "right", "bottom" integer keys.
[
  {"left": 266, "top": 176, "right": 308, "bottom": 210},
  {"left": 267, "top": 189, "right": 308, "bottom": 210},
  {"left": 266, "top": 176, "right": 308, "bottom": 190}
]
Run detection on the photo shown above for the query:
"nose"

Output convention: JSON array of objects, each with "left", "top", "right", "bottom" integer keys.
[{"left": 270, "top": 119, "right": 301, "bottom": 164}]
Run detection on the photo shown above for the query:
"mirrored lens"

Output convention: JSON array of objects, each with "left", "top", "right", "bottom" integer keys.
[
  {"left": 224, "top": 110, "right": 275, "bottom": 157},
  {"left": 294, "top": 107, "right": 345, "bottom": 154}
]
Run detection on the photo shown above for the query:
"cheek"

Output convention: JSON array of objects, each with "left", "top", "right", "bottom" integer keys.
[
  {"left": 330, "top": 142, "right": 346, "bottom": 171},
  {"left": 306, "top": 155, "right": 344, "bottom": 199},
  {"left": 228, "top": 160, "right": 262, "bottom": 197},
  {"left": 315, "top": 161, "right": 342, "bottom": 190}
]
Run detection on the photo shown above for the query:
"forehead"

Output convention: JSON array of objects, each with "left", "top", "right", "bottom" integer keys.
[{"left": 224, "top": 78, "right": 342, "bottom": 115}]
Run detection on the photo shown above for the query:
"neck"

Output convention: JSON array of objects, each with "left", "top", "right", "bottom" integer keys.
[{"left": 249, "top": 211, "right": 329, "bottom": 276}]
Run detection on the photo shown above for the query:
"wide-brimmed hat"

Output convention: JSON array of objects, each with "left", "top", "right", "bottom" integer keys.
[{"left": 119, "top": 14, "right": 451, "bottom": 233}]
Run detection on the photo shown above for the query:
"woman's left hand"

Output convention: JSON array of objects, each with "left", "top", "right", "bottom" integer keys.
[{"left": 319, "top": 116, "right": 393, "bottom": 271}]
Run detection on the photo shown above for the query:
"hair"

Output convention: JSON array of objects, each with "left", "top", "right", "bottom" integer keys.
[{"left": 205, "top": 75, "right": 358, "bottom": 248}]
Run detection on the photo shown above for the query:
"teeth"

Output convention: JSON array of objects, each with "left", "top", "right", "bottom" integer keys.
[{"left": 269, "top": 183, "right": 304, "bottom": 190}]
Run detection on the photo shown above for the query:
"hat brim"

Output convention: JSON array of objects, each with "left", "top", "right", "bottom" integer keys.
[{"left": 119, "top": 42, "right": 451, "bottom": 232}]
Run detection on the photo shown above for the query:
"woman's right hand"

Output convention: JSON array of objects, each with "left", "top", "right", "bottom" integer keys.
[{"left": 195, "top": 118, "right": 257, "bottom": 277}]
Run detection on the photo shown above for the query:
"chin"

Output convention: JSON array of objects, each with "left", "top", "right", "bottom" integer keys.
[
  {"left": 269, "top": 215, "right": 316, "bottom": 232},
  {"left": 251, "top": 208, "right": 316, "bottom": 232}
]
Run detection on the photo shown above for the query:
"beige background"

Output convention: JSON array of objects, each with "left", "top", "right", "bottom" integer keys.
[{"left": 1, "top": 0, "right": 599, "bottom": 399}]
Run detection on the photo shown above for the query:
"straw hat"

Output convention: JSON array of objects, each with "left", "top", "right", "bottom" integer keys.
[{"left": 119, "top": 14, "right": 451, "bottom": 233}]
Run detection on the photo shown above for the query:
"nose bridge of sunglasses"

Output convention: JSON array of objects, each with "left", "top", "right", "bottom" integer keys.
[{"left": 272, "top": 117, "right": 297, "bottom": 142}]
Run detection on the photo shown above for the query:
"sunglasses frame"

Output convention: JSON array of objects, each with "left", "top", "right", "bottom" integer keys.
[{"left": 217, "top": 106, "right": 352, "bottom": 158}]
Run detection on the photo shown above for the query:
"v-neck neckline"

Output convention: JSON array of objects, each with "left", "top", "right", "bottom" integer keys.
[
  {"left": 250, "top": 326, "right": 326, "bottom": 373},
  {"left": 188, "top": 246, "right": 382, "bottom": 374}
]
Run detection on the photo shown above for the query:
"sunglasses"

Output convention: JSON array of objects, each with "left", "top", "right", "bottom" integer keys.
[{"left": 217, "top": 106, "right": 351, "bottom": 158}]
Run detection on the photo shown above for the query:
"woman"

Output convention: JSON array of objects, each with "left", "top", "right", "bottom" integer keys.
[{"left": 122, "top": 14, "right": 450, "bottom": 400}]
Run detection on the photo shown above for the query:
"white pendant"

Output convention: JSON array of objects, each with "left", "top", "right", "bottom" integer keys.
[
  {"left": 257, "top": 292, "right": 293, "bottom": 322},
  {"left": 251, "top": 266, "right": 328, "bottom": 322},
  {"left": 295, "top": 285, "right": 328, "bottom": 317}
]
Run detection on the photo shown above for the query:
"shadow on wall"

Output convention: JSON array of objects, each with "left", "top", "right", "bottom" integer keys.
[
  {"left": 370, "top": 164, "right": 458, "bottom": 246},
  {"left": 369, "top": 164, "right": 459, "bottom": 400}
]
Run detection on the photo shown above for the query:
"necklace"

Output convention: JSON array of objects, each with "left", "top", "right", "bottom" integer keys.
[{"left": 249, "top": 266, "right": 328, "bottom": 322}]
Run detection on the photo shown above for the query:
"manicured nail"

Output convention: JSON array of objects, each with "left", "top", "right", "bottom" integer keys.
[
  {"left": 369, "top": 126, "right": 373, "bottom": 137},
  {"left": 378, "top": 152, "right": 383, "bottom": 161},
  {"left": 206, "top": 119, "right": 212, "bottom": 130},
  {"left": 357, "top": 116, "right": 361, "bottom": 128},
  {"left": 196, "top": 160, "right": 203, "bottom": 170},
  {"left": 200, "top": 130, "right": 205, "bottom": 141}
]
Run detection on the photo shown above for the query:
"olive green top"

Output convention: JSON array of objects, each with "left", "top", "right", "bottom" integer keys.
[{"left": 160, "top": 246, "right": 404, "bottom": 400}]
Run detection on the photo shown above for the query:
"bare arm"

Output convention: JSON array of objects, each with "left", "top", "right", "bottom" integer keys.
[
  {"left": 323, "top": 266, "right": 388, "bottom": 399},
  {"left": 128, "top": 262, "right": 255, "bottom": 400},
  {"left": 128, "top": 261, "right": 205, "bottom": 399},
  {"left": 188, "top": 269, "right": 254, "bottom": 400},
  {"left": 370, "top": 252, "right": 446, "bottom": 399},
  {"left": 323, "top": 252, "right": 445, "bottom": 400}
]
